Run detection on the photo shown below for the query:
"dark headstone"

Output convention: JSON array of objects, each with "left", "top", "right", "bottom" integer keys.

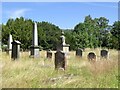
[
  {"left": 55, "top": 50, "right": 66, "bottom": 70},
  {"left": 11, "top": 40, "right": 21, "bottom": 60},
  {"left": 87, "top": 52, "right": 96, "bottom": 61},
  {"left": 101, "top": 50, "right": 108, "bottom": 59},
  {"left": 76, "top": 48, "right": 83, "bottom": 57},
  {"left": 47, "top": 49, "right": 52, "bottom": 58}
]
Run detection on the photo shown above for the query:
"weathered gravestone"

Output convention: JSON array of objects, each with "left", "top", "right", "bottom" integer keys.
[
  {"left": 47, "top": 49, "right": 52, "bottom": 59},
  {"left": 59, "top": 31, "right": 70, "bottom": 53},
  {"left": 30, "top": 22, "right": 39, "bottom": 58},
  {"left": 76, "top": 48, "right": 83, "bottom": 57},
  {"left": 11, "top": 40, "right": 21, "bottom": 60},
  {"left": 7, "top": 34, "right": 13, "bottom": 55},
  {"left": 87, "top": 52, "right": 96, "bottom": 61},
  {"left": 101, "top": 50, "right": 108, "bottom": 59},
  {"left": 55, "top": 50, "right": 67, "bottom": 70}
]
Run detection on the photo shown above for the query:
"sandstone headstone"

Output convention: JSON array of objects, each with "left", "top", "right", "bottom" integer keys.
[
  {"left": 101, "top": 50, "right": 108, "bottom": 59},
  {"left": 30, "top": 22, "right": 39, "bottom": 58},
  {"left": 11, "top": 40, "right": 21, "bottom": 60},
  {"left": 76, "top": 48, "right": 83, "bottom": 57},
  {"left": 55, "top": 50, "right": 66, "bottom": 70},
  {"left": 87, "top": 52, "right": 96, "bottom": 61}
]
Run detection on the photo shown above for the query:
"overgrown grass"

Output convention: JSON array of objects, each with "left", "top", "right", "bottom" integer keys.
[{"left": 1, "top": 48, "right": 118, "bottom": 88}]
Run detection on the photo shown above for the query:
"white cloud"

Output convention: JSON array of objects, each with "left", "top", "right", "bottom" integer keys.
[{"left": 6, "top": 9, "right": 30, "bottom": 19}]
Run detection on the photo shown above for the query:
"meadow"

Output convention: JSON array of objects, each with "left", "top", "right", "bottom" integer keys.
[{"left": 1, "top": 48, "right": 118, "bottom": 88}]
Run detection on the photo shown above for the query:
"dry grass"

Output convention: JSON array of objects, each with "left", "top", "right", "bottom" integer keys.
[{"left": 1, "top": 48, "right": 118, "bottom": 88}]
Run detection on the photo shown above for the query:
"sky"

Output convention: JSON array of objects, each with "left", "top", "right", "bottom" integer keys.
[{"left": 1, "top": 2, "right": 119, "bottom": 29}]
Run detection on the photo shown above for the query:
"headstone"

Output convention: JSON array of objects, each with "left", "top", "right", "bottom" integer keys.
[
  {"left": 11, "top": 40, "right": 21, "bottom": 60},
  {"left": 76, "top": 48, "right": 83, "bottom": 57},
  {"left": 47, "top": 49, "right": 52, "bottom": 58},
  {"left": 55, "top": 50, "right": 66, "bottom": 70},
  {"left": 101, "top": 50, "right": 108, "bottom": 59},
  {"left": 87, "top": 52, "right": 96, "bottom": 61},
  {"left": 7, "top": 34, "right": 13, "bottom": 55},
  {"left": 30, "top": 22, "right": 39, "bottom": 58}
]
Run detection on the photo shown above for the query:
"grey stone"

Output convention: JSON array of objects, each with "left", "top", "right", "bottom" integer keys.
[
  {"left": 55, "top": 50, "right": 67, "bottom": 70},
  {"left": 30, "top": 22, "right": 39, "bottom": 58},
  {"left": 59, "top": 31, "right": 70, "bottom": 53},
  {"left": 87, "top": 52, "right": 96, "bottom": 61},
  {"left": 76, "top": 48, "right": 83, "bottom": 57},
  {"left": 101, "top": 50, "right": 108, "bottom": 59},
  {"left": 11, "top": 40, "right": 21, "bottom": 60}
]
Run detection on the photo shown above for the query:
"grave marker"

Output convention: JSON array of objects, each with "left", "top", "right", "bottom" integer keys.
[
  {"left": 55, "top": 50, "right": 66, "bottom": 70},
  {"left": 47, "top": 49, "right": 52, "bottom": 59},
  {"left": 101, "top": 50, "right": 108, "bottom": 59},
  {"left": 11, "top": 40, "right": 21, "bottom": 60},
  {"left": 87, "top": 52, "right": 96, "bottom": 61},
  {"left": 30, "top": 22, "right": 39, "bottom": 58},
  {"left": 76, "top": 48, "right": 83, "bottom": 57}
]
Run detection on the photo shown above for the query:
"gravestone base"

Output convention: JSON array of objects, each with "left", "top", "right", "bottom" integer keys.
[
  {"left": 60, "top": 44, "right": 70, "bottom": 59},
  {"left": 30, "top": 45, "right": 39, "bottom": 58},
  {"left": 60, "top": 44, "right": 70, "bottom": 53}
]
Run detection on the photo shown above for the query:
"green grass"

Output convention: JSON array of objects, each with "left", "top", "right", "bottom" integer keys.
[{"left": 1, "top": 48, "right": 118, "bottom": 88}]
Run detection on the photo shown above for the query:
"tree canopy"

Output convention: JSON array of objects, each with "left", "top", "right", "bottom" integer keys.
[{"left": 2, "top": 16, "right": 120, "bottom": 50}]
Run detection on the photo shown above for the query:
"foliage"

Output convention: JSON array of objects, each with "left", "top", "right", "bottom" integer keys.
[{"left": 2, "top": 16, "right": 120, "bottom": 50}]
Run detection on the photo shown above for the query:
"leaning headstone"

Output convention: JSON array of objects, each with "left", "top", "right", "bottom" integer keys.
[
  {"left": 11, "top": 40, "right": 21, "bottom": 60},
  {"left": 55, "top": 50, "right": 66, "bottom": 70},
  {"left": 30, "top": 22, "right": 39, "bottom": 58},
  {"left": 101, "top": 50, "right": 108, "bottom": 59},
  {"left": 47, "top": 49, "right": 52, "bottom": 59},
  {"left": 87, "top": 52, "right": 96, "bottom": 61},
  {"left": 76, "top": 48, "right": 83, "bottom": 57},
  {"left": 7, "top": 34, "right": 13, "bottom": 55}
]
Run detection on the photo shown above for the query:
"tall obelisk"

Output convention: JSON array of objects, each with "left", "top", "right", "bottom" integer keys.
[
  {"left": 30, "top": 22, "right": 39, "bottom": 58},
  {"left": 8, "top": 34, "right": 13, "bottom": 55}
]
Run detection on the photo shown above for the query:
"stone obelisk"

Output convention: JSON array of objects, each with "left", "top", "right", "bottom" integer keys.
[
  {"left": 7, "top": 34, "right": 13, "bottom": 55},
  {"left": 30, "top": 22, "right": 39, "bottom": 58}
]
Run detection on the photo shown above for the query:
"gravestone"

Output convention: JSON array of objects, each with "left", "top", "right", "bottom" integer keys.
[
  {"left": 11, "top": 40, "right": 21, "bottom": 60},
  {"left": 47, "top": 49, "right": 52, "bottom": 58},
  {"left": 7, "top": 34, "right": 13, "bottom": 55},
  {"left": 101, "top": 50, "right": 108, "bottom": 59},
  {"left": 76, "top": 48, "right": 83, "bottom": 57},
  {"left": 59, "top": 31, "right": 70, "bottom": 53},
  {"left": 30, "top": 22, "right": 39, "bottom": 58},
  {"left": 87, "top": 52, "right": 96, "bottom": 61},
  {"left": 55, "top": 50, "right": 66, "bottom": 70}
]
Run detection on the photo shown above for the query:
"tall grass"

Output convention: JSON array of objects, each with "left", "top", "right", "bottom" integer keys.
[{"left": 1, "top": 48, "right": 118, "bottom": 88}]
